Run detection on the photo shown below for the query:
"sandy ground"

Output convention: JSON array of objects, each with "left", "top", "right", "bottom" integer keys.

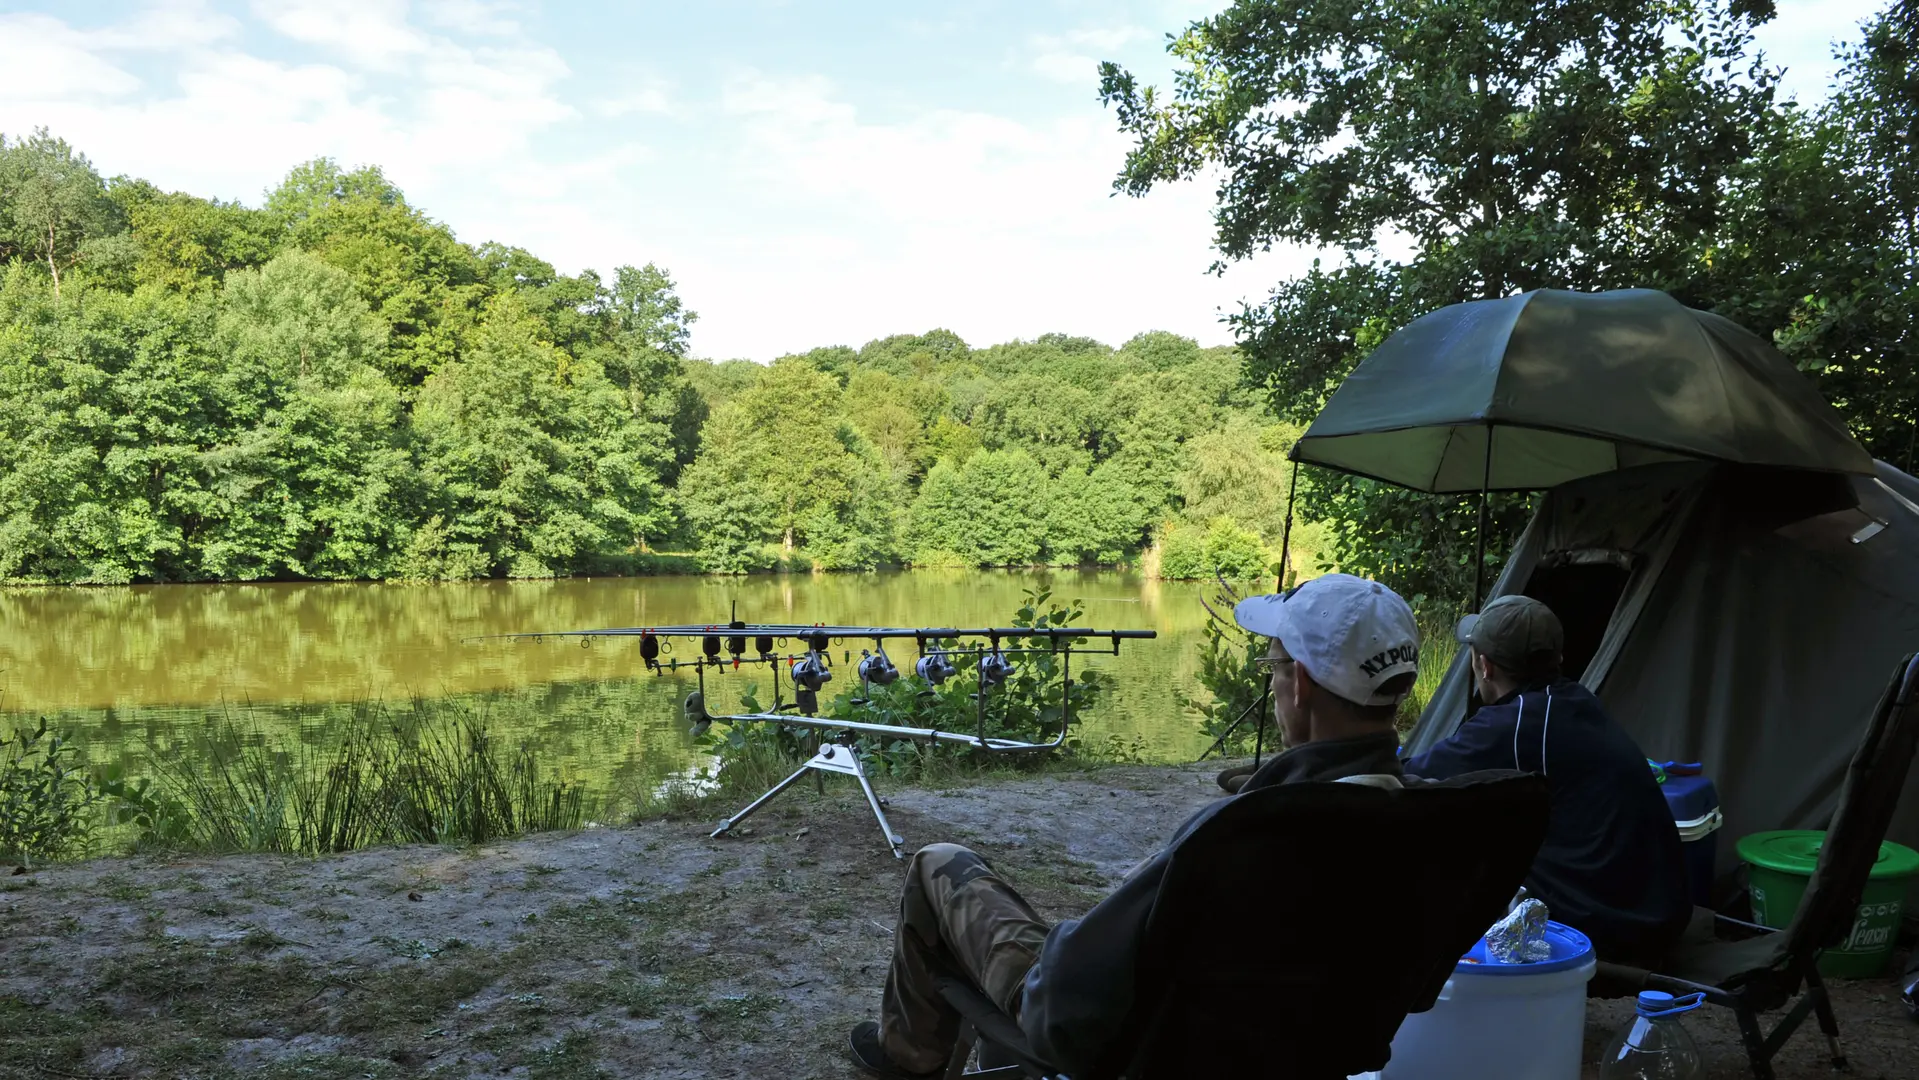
[{"left": 2, "top": 761, "right": 1914, "bottom": 1079}]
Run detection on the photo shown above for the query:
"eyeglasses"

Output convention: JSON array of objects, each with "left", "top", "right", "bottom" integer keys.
[{"left": 1255, "top": 655, "right": 1296, "bottom": 672}]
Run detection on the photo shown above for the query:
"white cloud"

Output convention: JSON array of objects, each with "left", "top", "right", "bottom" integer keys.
[
  {"left": 1026, "top": 25, "right": 1149, "bottom": 85},
  {"left": 661, "top": 69, "right": 1289, "bottom": 357},
  {"left": 595, "top": 83, "right": 674, "bottom": 118},
  {"left": 420, "top": 0, "right": 526, "bottom": 37},
  {"left": 0, "top": 4, "right": 1283, "bottom": 361},
  {"left": 249, "top": 0, "right": 433, "bottom": 72},
  {"left": 0, "top": 14, "right": 145, "bottom": 101}
]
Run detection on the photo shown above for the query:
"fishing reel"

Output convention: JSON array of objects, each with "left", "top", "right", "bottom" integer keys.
[
  {"left": 791, "top": 651, "right": 833, "bottom": 692},
  {"left": 978, "top": 647, "right": 1015, "bottom": 689},
  {"left": 915, "top": 647, "right": 959, "bottom": 685},
  {"left": 684, "top": 690, "right": 714, "bottom": 738},
  {"left": 858, "top": 646, "right": 899, "bottom": 687}
]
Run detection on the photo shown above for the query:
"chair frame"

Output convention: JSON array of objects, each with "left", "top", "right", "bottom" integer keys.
[
  {"left": 1597, "top": 651, "right": 1919, "bottom": 1080},
  {"left": 928, "top": 773, "right": 1551, "bottom": 1080},
  {"left": 1626, "top": 916, "right": 1846, "bottom": 1080},
  {"left": 937, "top": 975, "right": 1059, "bottom": 1080}
]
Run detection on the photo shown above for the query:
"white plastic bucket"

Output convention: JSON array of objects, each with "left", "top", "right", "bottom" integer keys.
[{"left": 1351, "top": 921, "right": 1596, "bottom": 1080}]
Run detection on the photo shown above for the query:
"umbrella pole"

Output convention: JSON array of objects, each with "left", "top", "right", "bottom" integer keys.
[
  {"left": 1277, "top": 461, "right": 1298, "bottom": 592},
  {"left": 1473, "top": 427, "right": 1491, "bottom": 609}
]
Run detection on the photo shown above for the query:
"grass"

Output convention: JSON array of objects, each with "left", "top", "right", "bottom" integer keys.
[
  {"left": 110, "top": 703, "right": 590, "bottom": 856},
  {"left": 1397, "top": 618, "right": 1461, "bottom": 733}
]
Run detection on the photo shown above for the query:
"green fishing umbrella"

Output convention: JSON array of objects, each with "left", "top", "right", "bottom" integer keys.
[{"left": 1281, "top": 288, "right": 1873, "bottom": 600}]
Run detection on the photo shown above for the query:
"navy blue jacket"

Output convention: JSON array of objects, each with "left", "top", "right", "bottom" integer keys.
[
  {"left": 1405, "top": 679, "right": 1691, "bottom": 963},
  {"left": 1020, "top": 730, "right": 1404, "bottom": 1077}
]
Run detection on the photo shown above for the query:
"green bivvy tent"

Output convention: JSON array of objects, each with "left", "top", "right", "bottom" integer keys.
[
  {"left": 1287, "top": 287, "right": 1919, "bottom": 894},
  {"left": 1401, "top": 460, "right": 1919, "bottom": 893}
]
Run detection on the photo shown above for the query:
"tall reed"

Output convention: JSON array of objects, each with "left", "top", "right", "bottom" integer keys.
[{"left": 137, "top": 701, "right": 588, "bottom": 854}]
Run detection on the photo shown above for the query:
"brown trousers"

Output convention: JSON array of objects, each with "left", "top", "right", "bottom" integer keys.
[{"left": 880, "top": 843, "right": 1051, "bottom": 1073}]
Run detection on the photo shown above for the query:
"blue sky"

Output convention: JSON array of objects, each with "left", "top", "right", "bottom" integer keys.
[{"left": 0, "top": 0, "right": 1888, "bottom": 360}]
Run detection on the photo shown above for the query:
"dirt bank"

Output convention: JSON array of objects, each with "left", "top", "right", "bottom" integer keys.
[{"left": 2, "top": 762, "right": 1912, "bottom": 1079}]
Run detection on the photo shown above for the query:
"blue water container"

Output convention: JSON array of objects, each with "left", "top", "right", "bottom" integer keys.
[{"left": 1651, "top": 761, "right": 1722, "bottom": 906}]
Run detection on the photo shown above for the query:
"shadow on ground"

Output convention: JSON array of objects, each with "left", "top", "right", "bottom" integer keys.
[{"left": 0, "top": 761, "right": 1911, "bottom": 1078}]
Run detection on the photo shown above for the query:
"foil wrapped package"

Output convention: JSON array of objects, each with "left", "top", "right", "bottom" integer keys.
[{"left": 1485, "top": 898, "right": 1553, "bottom": 963}]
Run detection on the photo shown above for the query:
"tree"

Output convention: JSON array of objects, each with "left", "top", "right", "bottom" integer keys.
[
  {"left": 1706, "top": 0, "right": 1919, "bottom": 470},
  {"left": 677, "top": 358, "right": 896, "bottom": 568},
  {"left": 907, "top": 450, "right": 1049, "bottom": 566},
  {"left": 111, "top": 180, "right": 277, "bottom": 293},
  {"left": 191, "top": 252, "right": 414, "bottom": 580},
  {"left": 1101, "top": 0, "right": 1784, "bottom": 606},
  {"left": 268, "top": 159, "right": 486, "bottom": 386},
  {"left": 0, "top": 272, "right": 211, "bottom": 582},
  {"left": 0, "top": 129, "right": 128, "bottom": 297},
  {"left": 410, "top": 295, "right": 670, "bottom": 578}
]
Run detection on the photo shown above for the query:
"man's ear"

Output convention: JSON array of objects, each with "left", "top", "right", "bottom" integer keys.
[{"left": 1291, "top": 661, "right": 1316, "bottom": 712}]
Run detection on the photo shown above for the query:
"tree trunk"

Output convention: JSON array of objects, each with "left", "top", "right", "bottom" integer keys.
[
  {"left": 783, "top": 526, "right": 794, "bottom": 553},
  {"left": 44, "top": 221, "right": 60, "bottom": 299}
]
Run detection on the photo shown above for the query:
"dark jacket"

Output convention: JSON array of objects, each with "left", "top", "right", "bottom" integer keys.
[
  {"left": 1404, "top": 678, "right": 1691, "bottom": 964},
  {"left": 1020, "top": 730, "right": 1403, "bottom": 1076}
]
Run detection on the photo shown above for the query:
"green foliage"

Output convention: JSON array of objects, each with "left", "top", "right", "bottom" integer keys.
[
  {"left": 679, "top": 357, "right": 901, "bottom": 571},
  {"left": 1157, "top": 516, "right": 1272, "bottom": 581},
  {"left": 0, "top": 719, "right": 103, "bottom": 863},
  {"left": 133, "top": 705, "right": 588, "bottom": 854},
  {"left": 0, "top": 128, "right": 128, "bottom": 297},
  {"left": 411, "top": 295, "right": 670, "bottom": 578},
  {"left": 0, "top": 131, "right": 1275, "bottom": 582},
  {"left": 1182, "top": 587, "right": 1269, "bottom": 757},
  {"left": 908, "top": 450, "right": 1049, "bottom": 566},
  {"left": 1100, "top": 0, "right": 1895, "bottom": 609}
]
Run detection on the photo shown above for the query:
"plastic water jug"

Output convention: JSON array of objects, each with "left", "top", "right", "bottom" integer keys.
[{"left": 1598, "top": 991, "right": 1704, "bottom": 1080}]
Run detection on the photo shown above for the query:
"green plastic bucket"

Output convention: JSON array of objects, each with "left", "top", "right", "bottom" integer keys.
[{"left": 1736, "top": 830, "right": 1919, "bottom": 978}]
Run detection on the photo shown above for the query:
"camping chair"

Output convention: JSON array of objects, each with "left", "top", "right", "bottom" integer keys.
[
  {"left": 934, "top": 772, "right": 1551, "bottom": 1079},
  {"left": 1594, "top": 652, "right": 1919, "bottom": 1080}
]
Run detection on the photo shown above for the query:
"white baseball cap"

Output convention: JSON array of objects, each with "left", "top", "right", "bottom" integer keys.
[{"left": 1232, "top": 573, "right": 1421, "bottom": 707}]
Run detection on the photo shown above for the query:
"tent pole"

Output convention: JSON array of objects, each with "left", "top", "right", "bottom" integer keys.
[
  {"left": 1473, "top": 426, "right": 1492, "bottom": 609},
  {"left": 1278, "top": 461, "right": 1299, "bottom": 592}
]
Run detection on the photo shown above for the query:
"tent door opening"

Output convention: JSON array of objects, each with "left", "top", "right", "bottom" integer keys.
[{"left": 1521, "top": 550, "right": 1633, "bottom": 682}]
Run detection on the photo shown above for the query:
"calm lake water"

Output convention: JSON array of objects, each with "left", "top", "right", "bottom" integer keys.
[{"left": 0, "top": 571, "right": 1224, "bottom": 807}]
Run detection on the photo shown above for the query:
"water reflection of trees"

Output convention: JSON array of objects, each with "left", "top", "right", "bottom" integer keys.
[{"left": 1, "top": 572, "right": 1220, "bottom": 783}]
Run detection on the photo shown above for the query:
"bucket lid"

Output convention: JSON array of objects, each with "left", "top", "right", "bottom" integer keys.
[
  {"left": 1736, "top": 830, "right": 1919, "bottom": 880},
  {"left": 1456, "top": 920, "right": 1594, "bottom": 976}
]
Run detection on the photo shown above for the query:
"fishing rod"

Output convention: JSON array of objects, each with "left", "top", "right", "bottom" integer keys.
[{"left": 478, "top": 610, "right": 1158, "bottom": 857}]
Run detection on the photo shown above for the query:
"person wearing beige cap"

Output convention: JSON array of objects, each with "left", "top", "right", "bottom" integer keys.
[{"left": 1404, "top": 594, "right": 1691, "bottom": 966}]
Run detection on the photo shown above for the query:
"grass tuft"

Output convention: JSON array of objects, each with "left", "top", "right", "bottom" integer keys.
[{"left": 125, "top": 702, "right": 590, "bottom": 855}]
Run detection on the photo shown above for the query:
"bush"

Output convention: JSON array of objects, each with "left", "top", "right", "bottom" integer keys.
[
  {"left": 1182, "top": 585, "right": 1270, "bottom": 757},
  {"left": 1158, "top": 516, "right": 1273, "bottom": 580},
  {"left": 0, "top": 719, "right": 103, "bottom": 863}
]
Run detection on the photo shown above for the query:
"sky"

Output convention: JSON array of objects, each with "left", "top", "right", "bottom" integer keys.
[{"left": 0, "top": 0, "right": 1890, "bottom": 361}]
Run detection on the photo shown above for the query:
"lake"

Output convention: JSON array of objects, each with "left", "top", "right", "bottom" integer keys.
[{"left": 0, "top": 571, "right": 1230, "bottom": 810}]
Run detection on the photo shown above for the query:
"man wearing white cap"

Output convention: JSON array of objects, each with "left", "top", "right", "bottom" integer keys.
[
  {"left": 1218, "top": 572, "right": 1424, "bottom": 792},
  {"left": 848, "top": 574, "right": 1422, "bottom": 1079}
]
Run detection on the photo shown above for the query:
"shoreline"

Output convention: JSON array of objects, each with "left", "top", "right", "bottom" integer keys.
[{"left": 3, "top": 762, "right": 1911, "bottom": 1079}]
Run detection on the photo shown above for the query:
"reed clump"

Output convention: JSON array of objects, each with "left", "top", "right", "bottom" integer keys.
[{"left": 116, "top": 701, "right": 589, "bottom": 854}]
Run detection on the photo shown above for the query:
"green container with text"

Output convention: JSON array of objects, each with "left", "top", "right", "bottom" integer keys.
[{"left": 1737, "top": 830, "right": 1919, "bottom": 978}]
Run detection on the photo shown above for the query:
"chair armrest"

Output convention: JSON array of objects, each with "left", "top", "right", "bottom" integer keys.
[
  {"left": 935, "top": 974, "right": 1060, "bottom": 1078},
  {"left": 1590, "top": 960, "right": 1653, "bottom": 999}
]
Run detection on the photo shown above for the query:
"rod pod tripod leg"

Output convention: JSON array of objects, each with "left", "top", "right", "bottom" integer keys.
[{"left": 710, "top": 738, "right": 907, "bottom": 859}]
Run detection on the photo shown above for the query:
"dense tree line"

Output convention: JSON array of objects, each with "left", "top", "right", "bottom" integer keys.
[
  {"left": 0, "top": 135, "right": 1291, "bottom": 582},
  {"left": 1103, "top": 0, "right": 1919, "bottom": 607}
]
